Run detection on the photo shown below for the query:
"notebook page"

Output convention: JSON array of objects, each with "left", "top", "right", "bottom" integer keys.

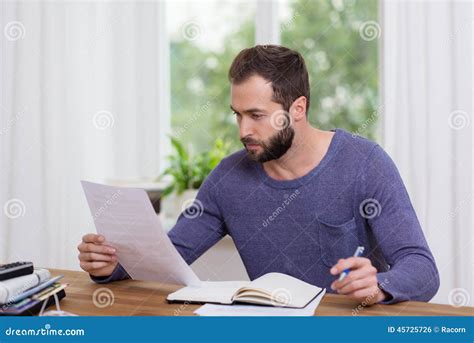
[
  {"left": 237, "top": 272, "right": 322, "bottom": 308},
  {"left": 167, "top": 281, "right": 250, "bottom": 304}
]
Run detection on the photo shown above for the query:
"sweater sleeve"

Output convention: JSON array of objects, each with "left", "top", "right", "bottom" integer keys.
[
  {"left": 89, "top": 263, "right": 131, "bottom": 284},
  {"left": 167, "top": 164, "right": 228, "bottom": 265},
  {"left": 358, "top": 145, "right": 440, "bottom": 304}
]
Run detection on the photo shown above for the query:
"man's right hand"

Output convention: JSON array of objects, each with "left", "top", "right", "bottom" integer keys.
[{"left": 77, "top": 233, "right": 118, "bottom": 277}]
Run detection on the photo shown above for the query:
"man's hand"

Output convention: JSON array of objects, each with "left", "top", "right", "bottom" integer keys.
[
  {"left": 77, "top": 233, "right": 118, "bottom": 277},
  {"left": 330, "top": 257, "right": 386, "bottom": 305}
]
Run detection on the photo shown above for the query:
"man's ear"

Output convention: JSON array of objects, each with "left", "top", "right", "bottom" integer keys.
[{"left": 290, "top": 96, "right": 307, "bottom": 122}]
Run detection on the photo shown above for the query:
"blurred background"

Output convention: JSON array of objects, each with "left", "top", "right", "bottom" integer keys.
[{"left": 0, "top": 0, "right": 471, "bottom": 306}]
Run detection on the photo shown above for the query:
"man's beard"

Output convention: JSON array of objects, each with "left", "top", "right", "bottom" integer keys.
[{"left": 241, "top": 126, "right": 295, "bottom": 163}]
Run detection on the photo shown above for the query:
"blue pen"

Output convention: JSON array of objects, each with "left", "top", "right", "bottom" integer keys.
[{"left": 338, "top": 246, "right": 365, "bottom": 282}]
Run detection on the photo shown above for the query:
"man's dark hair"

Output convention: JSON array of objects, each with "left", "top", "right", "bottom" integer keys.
[{"left": 228, "top": 45, "right": 310, "bottom": 114}]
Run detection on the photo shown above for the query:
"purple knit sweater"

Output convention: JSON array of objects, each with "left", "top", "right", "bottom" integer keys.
[{"left": 91, "top": 129, "right": 440, "bottom": 304}]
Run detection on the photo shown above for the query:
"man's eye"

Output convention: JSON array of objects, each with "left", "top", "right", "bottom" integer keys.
[{"left": 252, "top": 114, "right": 263, "bottom": 120}]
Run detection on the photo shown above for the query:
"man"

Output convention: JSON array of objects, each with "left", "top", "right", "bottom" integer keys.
[{"left": 78, "top": 45, "right": 439, "bottom": 304}]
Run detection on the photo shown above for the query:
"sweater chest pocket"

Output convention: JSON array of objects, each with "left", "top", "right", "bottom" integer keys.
[{"left": 318, "top": 217, "right": 359, "bottom": 268}]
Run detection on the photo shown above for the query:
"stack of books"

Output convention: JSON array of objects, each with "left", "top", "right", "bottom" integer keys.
[{"left": 0, "top": 262, "right": 67, "bottom": 316}]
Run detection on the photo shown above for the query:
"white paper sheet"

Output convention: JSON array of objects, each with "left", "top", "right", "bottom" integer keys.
[
  {"left": 194, "top": 289, "right": 326, "bottom": 316},
  {"left": 81, "top": 180, "right": 201, "bottom": 287}
]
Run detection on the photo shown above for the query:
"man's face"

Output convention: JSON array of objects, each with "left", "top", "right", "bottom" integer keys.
[{"left": 231, "top": 75, "right": 295, "bottom": 163}]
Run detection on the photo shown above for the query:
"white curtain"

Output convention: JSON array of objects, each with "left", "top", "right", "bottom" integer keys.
[
  {"left": 0, "top": 2, "right": 170, "bottom": 269},
  {"left": 381, "top": 0, "right": 472, "bottom": 305}
]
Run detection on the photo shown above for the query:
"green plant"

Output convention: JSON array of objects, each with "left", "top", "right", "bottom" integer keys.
[{"left": 158, "top": 136, "right": 231, "bottom": 197}]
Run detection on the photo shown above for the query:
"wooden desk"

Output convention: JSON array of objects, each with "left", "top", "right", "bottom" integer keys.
[{"left": 51, "top": 269, "right": 473, "bottom": 316}]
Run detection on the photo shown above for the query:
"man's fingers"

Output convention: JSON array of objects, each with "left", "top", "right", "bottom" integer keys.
[
  {"left": 78, "top": 252, "right": 116, "bottom": 262},
  {"left": 79, "top": 261, "right": 110, "bottom": 271},
  {"left": 331, "top": 268, "right": 367, "bottom": 290},
  {"left": 77, "top": 242, "right": 116, "bottom": 255},
  {"left": 332, "top": 264, "right": 377, "bottom": 289},
  {"left": 337, "top": 276, "right": 377, "bottom": 295},
  {"left": 82, "top": 233, "right": 105, "bottom": 244},
  {"left": 330, "top": 257, "right": 371, "bottom": 275},
  {"left": 77, "top": 234, "right": 118, "bottom": 275}
]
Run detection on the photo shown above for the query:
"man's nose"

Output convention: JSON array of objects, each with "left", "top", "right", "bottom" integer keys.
[{"left": 239, "top": 117, "right": 254, "bottom": 139}]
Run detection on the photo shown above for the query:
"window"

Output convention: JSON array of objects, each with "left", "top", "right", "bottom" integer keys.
[
  {"left": 167, "top": 1, "right": 256, "bottom": 152},
  {"left": 281, "top": 0, "right": 379, "bottom": 140},
  {"left": 167, "top": 0, "right": 379, "bottom": 155}
]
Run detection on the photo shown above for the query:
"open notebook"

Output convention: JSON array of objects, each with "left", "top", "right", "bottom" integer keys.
[{"left": 167, "top": 272, "right": 325, "bottom": 309}]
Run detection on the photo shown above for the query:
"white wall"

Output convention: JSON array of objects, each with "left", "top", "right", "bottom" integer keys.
[
  {"left": 381, "top": 0, "right": 472, "bottom": 305},
  {"left": 0, "top": 1, "right": 170, "bottom": 269}
]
